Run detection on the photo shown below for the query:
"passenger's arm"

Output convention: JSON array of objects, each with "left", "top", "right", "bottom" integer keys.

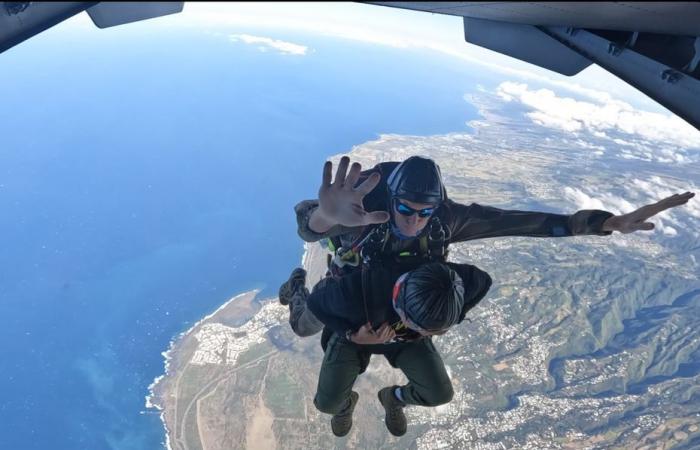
[
  {"left": 305, "top": 278, "right": 358, "bottom": 336},
  {"left": 448, "top": 263, "right": 493, "bottom": 323}
]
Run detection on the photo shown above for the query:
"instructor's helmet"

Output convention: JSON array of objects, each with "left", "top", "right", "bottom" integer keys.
[
  {"left": 392, "top": 263, "right": 465, "bottom": 334},
  {"left": 387, "top": 156, "right": 446, "bottom": 205}
]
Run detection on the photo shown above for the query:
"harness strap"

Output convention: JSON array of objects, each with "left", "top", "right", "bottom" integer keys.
[
  {"left": 331, "top": 215, "right": 450, "bottom": 273},
  {"left": 360, "top": 266, "right": 373, "bottom": 327},
  {"left": 419, "top": 235, "right": 428, "bottom": 256}
]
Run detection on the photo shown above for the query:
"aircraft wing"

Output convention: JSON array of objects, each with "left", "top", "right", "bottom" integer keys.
[
  {"left": 367, "top": 2, "right": 700, "bottom": 131},
  {"left": 0, "top": 2, "right": 183, "bottom": 54}
]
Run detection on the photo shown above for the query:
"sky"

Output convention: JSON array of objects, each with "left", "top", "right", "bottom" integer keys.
[
  {"left": 60, "top": 1, "right": 683, "bottom": 115},
  {"left": 48, "top": 0, "right": 700, "bottom": 147}
]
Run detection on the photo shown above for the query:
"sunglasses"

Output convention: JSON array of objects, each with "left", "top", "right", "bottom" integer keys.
[{"left": 393, "top": 199, "right": 437, "bottom": 218}]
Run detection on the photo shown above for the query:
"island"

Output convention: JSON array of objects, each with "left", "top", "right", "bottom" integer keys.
[{"left": 148, "top": 90, "right": 700, "bottom": 449}]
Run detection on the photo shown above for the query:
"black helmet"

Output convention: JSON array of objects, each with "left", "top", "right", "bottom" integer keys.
[
  {"left": 387, "top": 156, "right": 445, "bottom": 205},
  {"left": 393, "top": 263, "right": 464, "bottom": 333}
]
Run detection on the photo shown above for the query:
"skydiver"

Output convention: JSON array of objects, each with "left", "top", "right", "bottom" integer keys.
[
  {"left": 297, "top": 156, "right": 694, "bottom": 264},
  {"left": 291, "top": 154, "right": 692, "bottom": 343},
  {"left": 286, "top": 154, "right": 693, "bottom": 435},
  {"left": 279, "top": 260, "right": 492, "bottom": 437}
]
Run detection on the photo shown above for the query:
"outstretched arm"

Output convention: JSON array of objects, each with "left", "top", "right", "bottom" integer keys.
[
  {"left": 601, "top": 192, "right": 695, "bottom": 233},
  {"left": 446, "top": 202, "right": 614, "bottom": 242},
  {"left": 446, "top": 192, "right": 695, "bottom": 243}
]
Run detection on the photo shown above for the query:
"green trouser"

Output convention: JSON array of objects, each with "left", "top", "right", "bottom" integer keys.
[{"left": 313, "top": 333, "right": 454, "bottom": 415}]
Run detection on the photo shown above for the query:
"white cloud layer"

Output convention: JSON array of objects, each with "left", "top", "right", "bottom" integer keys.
[
  {"left": 228, "top": 33, "right": 309, "bottom": 55},
  {"left": 563, "top": 175, "right": 699, "bottom": 238},
  {"left": 631, "top": 177, "right": 700, "bottom": 221},
  {"left": 563, "top": 187, "right": 635, "bottom": 216},
  {"left": 496, "top": 82, "right": 700, "bottom": 152}
]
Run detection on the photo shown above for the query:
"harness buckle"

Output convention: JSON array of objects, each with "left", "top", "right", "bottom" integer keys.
[{"left": 332, "top": 246, "right": 360, "bottom": 268}]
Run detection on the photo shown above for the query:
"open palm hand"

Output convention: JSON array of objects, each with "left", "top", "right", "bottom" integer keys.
[
  {"left": 316, "top": 156, "right": 390, "bottom": 228},
  {"left": 602, "top": 192, "right": 695, "bottom": 233}
]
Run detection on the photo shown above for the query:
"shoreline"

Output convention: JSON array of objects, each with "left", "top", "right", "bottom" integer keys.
[
  {"left": 144, "top": 289, "right": 260, "bottom": 450},
  {"left": 146, "top": 243, "right": 313, "bottom": 449}
]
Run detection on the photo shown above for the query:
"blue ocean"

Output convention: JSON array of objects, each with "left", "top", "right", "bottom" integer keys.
[{"left": 0, "top": 24, "right": 485, "bottom": 449}]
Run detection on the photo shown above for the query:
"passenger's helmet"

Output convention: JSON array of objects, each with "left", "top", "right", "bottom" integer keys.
[{"left": 392, "top": 263, "right": 464, "bottom": 333}]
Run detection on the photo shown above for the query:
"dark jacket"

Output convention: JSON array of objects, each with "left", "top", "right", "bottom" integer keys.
[
  {"left": 295, "top": 161, "right": 614, "bottom": 248},
  {"left": 306, "top": 262, "right": 493, "bottom": 342}
]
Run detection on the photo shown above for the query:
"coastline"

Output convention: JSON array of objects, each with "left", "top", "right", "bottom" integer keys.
[
  {"left": 145, "top": 290, "right": 261, "bottom": 405},
  {"left": 146, "top": 241, "right": 321, "bottom": 449},
  {"left": 145, "top": 289, "right": 261, "bottom": 450}
]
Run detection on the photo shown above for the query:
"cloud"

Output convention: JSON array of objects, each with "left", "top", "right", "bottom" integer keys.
[
  {"left": 574, "top": 139, "right": 605, "bottom": 154},
  {"left": 229, "top": 33, "right": 309, "bottom": 55},
  {"left": 563, "top": 187, "right": 636, "bottom": 216},
  {"left": 632, "top": 177, "right": 700, "bottom": 220},
  {"left": 496, "top": 82, "right": 700, "bottom": 152},
  {"left": 183, "top": 4, "right": 420, "bottom": 50},
  {"left": 563, "top": 176, "right": 699, "bottom": 237}
]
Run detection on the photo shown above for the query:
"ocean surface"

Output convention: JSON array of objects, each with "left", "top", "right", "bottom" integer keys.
[{"left": 0, "top": 24, "right": 486, "bottom": 449}]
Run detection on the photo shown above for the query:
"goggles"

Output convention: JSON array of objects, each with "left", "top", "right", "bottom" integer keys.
[{"left": 393, "top": 199, "right": 437, "bottom": 218}]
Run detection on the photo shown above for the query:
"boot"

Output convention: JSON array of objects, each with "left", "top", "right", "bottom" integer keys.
[
  {"left": 331, "top": 391, "right": 359, "bottom": 437},
  {"left": 278, "top": 268, "right": 307, "bottom": 306},
  {"left": 378, "top": 386, "right": 407, "bottom": 436}
]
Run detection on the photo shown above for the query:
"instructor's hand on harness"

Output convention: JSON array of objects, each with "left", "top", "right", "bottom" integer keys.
[
  {"left": 309, "top": 156, "right": 390, "bottom": 234},
  {"left": 350, "top": 322, "right": 396, "bottom": 345}
]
